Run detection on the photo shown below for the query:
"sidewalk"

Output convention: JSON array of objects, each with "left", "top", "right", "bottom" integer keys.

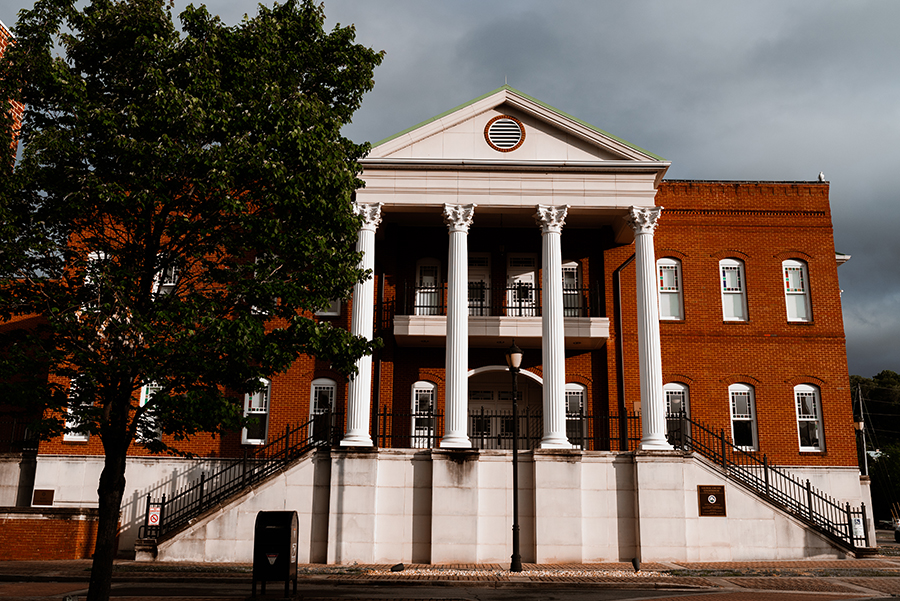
[{"left": 3, "top": 556, "right": 900, "bottom": 600}]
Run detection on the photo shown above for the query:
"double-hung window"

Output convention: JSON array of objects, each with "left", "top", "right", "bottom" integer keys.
[
  {"left": 719, "top": 259, "right": 748, "bottom": 321},
  {"left": 657, "top": 258, "right": 684, "bottom": 320},
  {"left": 153, "top": 255, "right": 180, "bottom": 297},
  {"left": 729, "top": 383, "right": 758, "bottom": 450},
  {"left": 242, "top": 379, "right": 271, "bottom": 445},
  {"left": 309, "top": 378, "right": 336, "bottom": 443},
  {"left": 795, "top": 384, "right": 823, "bottom": 451},
  {"left": 664, "top": 382, "right": 690, "bottom": 446},
  {"left": 64, "top": 377, "right": 90, "bottom": 442},
  {"left": 411, "top": 381, "right": 436, "bottom": 448},
  {"left": 783, "top": 259, "right": 811, "bottom": 322},
  {"left": 138, "top": 383, "right": 163, "bottom": 442},
  {"left": 565, "top": 383, "right": 586, "bottom": 446}
]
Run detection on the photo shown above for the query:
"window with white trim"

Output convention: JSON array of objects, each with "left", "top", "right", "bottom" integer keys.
[
  {"left": 783, "top": 259, "right": 811, "bottom": 322},
  {"left": 64, "top": 377, "right": 90, "bottom": 442},
  {"left": 795, "top": 384, "right": 823, "bottom": 451},
  {"left": 315, "top": 300, "right": 341, "bottom": 317},
  {"left": 720, "top": 258, "right": 748, "bottom": 321},
  {"left": 242, "top": 378, "right": 270, "bottom": 445},
  {"left": 309, "top": 378, "right": 336, "bottom": 443},
  {"left": 153, "top": 254, "right": 180, "bottom": 297},
  {"left": 411, "top": 381, "right": 436, "bottom": 448},
  {"left": 729, "top": 383, "right": 758, "bottom": 450},
  {"left": 310, "top": 378, "right": 336, "bottom": 418},
  {"left": 415, "top": 258, "right": 442, "bottom": 316},
  {"left": 565, "top": 383, "right": 586, "bottom": 445},
  {"left": 138, "top": 382, "right": 163, "bottom": 442},
  {"left": 657, "top": 258, "right": 684, "bottom": 320},
  {"left": 82, "top": 251, "right": 108, "bottom": 311},
  {"left": 562, "top": 261, "right": 582, "bottom": 317},
  {"left": 664, "top": 382, "right": 690, "bottom": 446}
]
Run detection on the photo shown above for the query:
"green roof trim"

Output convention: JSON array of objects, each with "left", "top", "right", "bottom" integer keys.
[{"left": 371, "top": 84, "right": 666, "bottom": 161}]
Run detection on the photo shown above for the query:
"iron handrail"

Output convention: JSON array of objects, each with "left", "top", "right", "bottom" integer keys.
[
  {"left": 668, "top": 412, "right": 869, "bottom": 549},
  {"left": 139, "top": 410, "right": 340, "bottom": 541}
]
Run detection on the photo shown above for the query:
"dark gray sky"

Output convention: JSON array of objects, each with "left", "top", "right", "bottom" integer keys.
[{"left": 2, "top": 0, "right": 897, "bottom": 377}]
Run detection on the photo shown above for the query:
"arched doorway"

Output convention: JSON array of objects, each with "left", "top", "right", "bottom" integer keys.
[{"left": 467, "top": 366, "right": 542, "bottom": 449}]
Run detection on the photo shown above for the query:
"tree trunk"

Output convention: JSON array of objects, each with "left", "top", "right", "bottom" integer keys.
[{"left": 87, "top": 444, "right": 128, "bottom": 601}]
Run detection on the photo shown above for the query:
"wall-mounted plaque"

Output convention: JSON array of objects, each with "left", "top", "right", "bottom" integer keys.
[
  {"left": 698, "top": 485, "right": 726, "bottom": 517},
  {"left": 32, "top": 489, "right": 54, "bottom": 506}
]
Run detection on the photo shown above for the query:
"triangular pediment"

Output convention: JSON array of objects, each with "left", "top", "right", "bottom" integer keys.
[{"left": 368, "top": 86, "right": 664, "bottom": 163}]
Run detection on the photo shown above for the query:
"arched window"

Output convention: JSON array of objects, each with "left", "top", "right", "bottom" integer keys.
[
  {"left": 415, "top": 258, "right": 442, "bottom": 315},
  {"left": 719, "top": 258, "right": 748, "bottom": 321},
  {"left": 309, "top": 378, "right": 336, "bottom": 444},
  {"left": 411, "top": 381, "right": 436, "bottom": 448},
  {"left": 783, "top": 259, "right": 811, "bottom": 322},
  {"left": 242, "top": 378, "right": 271, "bottom": 445},
  {"left": 310, "top": 378, "right": 336, "bottom": 417},
  {"left": 664, "top": 382, "right": 690, "bottom": 446},
  {"left": 657, "top": 258, "right": 684, "bottom": 320},
  {"left": 795, "top": 384, "right": 823, "bottom": 451},
  {"left": 729, "top": 383, "right": 757, "bottom": 450},
  {"left": 565, "top": 383, "right": 586, "bottom": 446}
]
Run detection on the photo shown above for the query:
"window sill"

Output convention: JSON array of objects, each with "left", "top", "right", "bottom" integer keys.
[
  {"left": 787, "top": 321, "right": 815, "bottom": 326},
  {"left": 799, "top": 449, "right": 824, "bottom": 455},
  {"left": 722, "top": 320, "right": 751, "bottom": 325}
]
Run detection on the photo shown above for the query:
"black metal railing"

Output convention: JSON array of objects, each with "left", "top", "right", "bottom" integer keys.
[
  {"left": 375, "top": 407, "right": 642, "bottom": 452},
  {"left": 139, "top": 411, "right": 341, "bottom": 541},
  {"left": 666, "top": 412, "right": 870, "bottom": 550},
  {"left": 397, "top": 281, "right": 600, "bottom": 318}
]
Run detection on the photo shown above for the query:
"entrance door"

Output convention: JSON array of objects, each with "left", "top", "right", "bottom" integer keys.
[{"left": 507, "top": 254, "right": 538, "bottom": 317}]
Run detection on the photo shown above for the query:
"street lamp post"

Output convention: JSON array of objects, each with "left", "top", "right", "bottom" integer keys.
[{"left": 505, "top": 342, "right": 524, "bottom": 573}]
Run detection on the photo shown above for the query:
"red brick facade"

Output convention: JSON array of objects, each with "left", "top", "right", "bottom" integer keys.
[
  {"left": 30, "top": 180, "right": 854, "bottom": 469},
  {"left": 0, "top": 509, "right": 100, "bottom": 560}
]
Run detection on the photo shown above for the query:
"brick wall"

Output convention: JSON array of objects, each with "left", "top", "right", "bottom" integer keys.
[
  {"left": 605, "top": 180, "right": 855, "bottom": 466},
  {"left": 0, "top": 508, "right": 100, "bottom": 560},
  {"left": 33, "top": 180, "right": 856, "bottom": 469}
]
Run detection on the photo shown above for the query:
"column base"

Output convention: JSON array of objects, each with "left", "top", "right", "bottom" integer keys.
[
  {"left": 540, "top": 435, "right": 572, "bottom": 449},
  {"left": 639, "top": 436, "right": 673, "bottom": 451},
  {"left": 340, "top": 433, "right": 373, "bottom": 447},
  {"left": 439, "top": 435, "right": 471, "bottom": 449}
]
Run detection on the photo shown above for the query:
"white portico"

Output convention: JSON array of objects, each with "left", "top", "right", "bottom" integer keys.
[{"left": 341, "top": 86, "right": 671, "bottom": 450}]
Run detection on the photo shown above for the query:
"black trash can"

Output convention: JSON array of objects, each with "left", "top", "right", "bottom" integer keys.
[{"left": 252, "top": 510, "right": 298, "bottom": 597}]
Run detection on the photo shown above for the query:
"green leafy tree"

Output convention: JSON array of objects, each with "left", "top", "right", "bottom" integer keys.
[
  {"left": 852, "top": 371, "right": 900, "bottom": 522},
  {"left": 0, "top": 0, "right": 382, "bottom": 598}
]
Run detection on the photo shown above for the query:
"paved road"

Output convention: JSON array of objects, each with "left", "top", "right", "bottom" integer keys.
[{"left": 4, "top": 556, "right": 900, "bottom": 601}]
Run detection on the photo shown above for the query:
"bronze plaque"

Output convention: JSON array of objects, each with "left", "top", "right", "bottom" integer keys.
[
  {"left": 698, "top": 485, "right": 726, "bottom": 517},
  {"left": 32, "top": 489, "right": 54, "bottom": 506}
]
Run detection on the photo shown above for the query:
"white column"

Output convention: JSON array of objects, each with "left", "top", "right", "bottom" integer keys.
[
  {"left": 341, "top": 202, "right": 382, "bottom": 447},
  {"left": 626, "top": 206, "right": 672, "bottom": 451},
  {"left": 535, "top": 204, "right": 570, "bottom": 449},
  {"left": 440, "top": 203, "right": 476, "bottom": 448}
]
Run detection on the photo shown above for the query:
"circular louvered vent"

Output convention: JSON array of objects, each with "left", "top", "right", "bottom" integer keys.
[{"left": 485, "top": 115, "right": 525, "bottom": 152}]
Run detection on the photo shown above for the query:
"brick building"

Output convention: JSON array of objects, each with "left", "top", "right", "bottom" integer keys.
[{"left": 4, "top": 86, "right": 870, "bottom": 563}]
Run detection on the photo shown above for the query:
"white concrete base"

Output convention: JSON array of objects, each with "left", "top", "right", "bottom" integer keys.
[{"left": 29, "top": 449, "right": 870, "bottom": 563}]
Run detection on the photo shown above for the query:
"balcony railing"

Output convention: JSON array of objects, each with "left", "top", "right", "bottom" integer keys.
[
  {"left": 375, "top": 407, "right": 641, "bottom": 451},
  {"left": 395, "top": 281, "right": 601, "bottom": 318}
]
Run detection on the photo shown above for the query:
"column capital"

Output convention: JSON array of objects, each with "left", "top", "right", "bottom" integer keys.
[
  {"left": 443, "top": 203, "right": 477, "bottom": 233},
  {"left": 353, "top": 201, "right": 383, "bottom": 231},
  {"left": 626, "top": 206, "right": 663, "bottom": 235},
  {"left": 534, "top": 205, "right": 569, "bottom": 234}
]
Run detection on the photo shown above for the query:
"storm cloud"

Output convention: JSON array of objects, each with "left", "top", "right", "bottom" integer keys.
[{"left": 2, "top": 0, "right": 896, "bottom": 376}]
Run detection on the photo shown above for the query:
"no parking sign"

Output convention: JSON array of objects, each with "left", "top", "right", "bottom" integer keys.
[{"left": 148, "top": 506, "right": 160, "bottom": 526}]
